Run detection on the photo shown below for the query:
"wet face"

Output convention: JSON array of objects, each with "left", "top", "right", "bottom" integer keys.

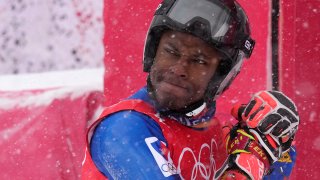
[{"left": 150, "top": 30, "right": 221, "bottom": 110}]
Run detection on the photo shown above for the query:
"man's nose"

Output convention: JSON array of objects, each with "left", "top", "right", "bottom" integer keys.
[{"left": 169, "top": 57, "right": 188, "bottom": 78}]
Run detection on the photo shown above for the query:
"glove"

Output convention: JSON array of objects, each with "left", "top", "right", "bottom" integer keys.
[
  {"left": 215, "top": 125, "right": 271, "bottom": 180},
  {"left": 231, "top": 91, "right": 299, "bottom": 162}
]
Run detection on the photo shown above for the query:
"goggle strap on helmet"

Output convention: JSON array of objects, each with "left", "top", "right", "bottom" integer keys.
[{"left": 239, "top": 36, "right": 255, "bottom": 58}]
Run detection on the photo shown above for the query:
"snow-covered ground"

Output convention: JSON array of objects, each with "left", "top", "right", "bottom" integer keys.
[
  {"left": 0, "top": 68, "right": 104, "bottom": 110},
  {"left": 0, "top": 68, "right": 104, "bottom": 91}
]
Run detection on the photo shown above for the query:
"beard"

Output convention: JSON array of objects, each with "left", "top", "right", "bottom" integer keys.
[{"left": 148, "top": 69, "right": 204, "bottom": 111}]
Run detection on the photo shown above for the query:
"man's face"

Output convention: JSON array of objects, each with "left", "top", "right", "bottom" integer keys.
[{"left": 150, "top": 30, "right": 221, "bottom": 110}]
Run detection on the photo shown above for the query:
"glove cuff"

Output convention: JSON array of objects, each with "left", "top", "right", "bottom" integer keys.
[
  {"left": 234, "top": 153, "right": 265, "bottom": 180},
  {"left": 215, "top": 153, "right": 267, "bottom": 180},
  {"left": 226, "top": 128, "right": 271, "bottom": 169}
]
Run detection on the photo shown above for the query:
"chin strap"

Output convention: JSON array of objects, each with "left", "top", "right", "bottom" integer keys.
[
  {"left": 159, "top": 101, "right": 216, "bottom": 127},
  {"left": 146, "top": 75, "right": 217, "bottom": 127},
  {"left": 185, "top": 102, "right": 207, "bottom": 117}
]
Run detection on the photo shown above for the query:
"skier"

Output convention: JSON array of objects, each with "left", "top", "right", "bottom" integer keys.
[{"left": 82, "top": 0, "right": 299, "bottom": 179}]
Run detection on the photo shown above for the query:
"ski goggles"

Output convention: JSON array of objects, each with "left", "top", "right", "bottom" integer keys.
[{"left": 165, "top": 0, "right": 255, "bottom": 57}]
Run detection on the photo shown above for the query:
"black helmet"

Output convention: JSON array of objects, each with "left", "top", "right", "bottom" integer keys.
[{"left": 143, "top": 0, "right": 255, "bottom": 103}]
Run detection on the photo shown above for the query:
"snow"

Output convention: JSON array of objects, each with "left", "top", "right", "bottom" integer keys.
[
  {"left": 0, "top": 68, "right": 104, "bottom": 91},
  {"left": 0, "top": 68, "right": 104, "bottom": 109},
  {"left": 0, "top": 0, "right": 104, "bottom": 75}
]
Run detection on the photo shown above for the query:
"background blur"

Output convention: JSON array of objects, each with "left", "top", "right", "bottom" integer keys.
[
  {"left": 0, "top": 0, "right": 103, "bottom": 74},
  {"left": 0, "top": 0, "right": 104, "bottom": 179},
  {"left": 0, "top": 0, "right": 319, "bottom": 179}
]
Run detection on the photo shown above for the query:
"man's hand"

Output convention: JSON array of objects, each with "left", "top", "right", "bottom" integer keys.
[
  {"left": 216, "top": 125, "right": 270, "bottom": 180},
  {"left": 231, "top": 91, "right": 299, "bottom": 162}
]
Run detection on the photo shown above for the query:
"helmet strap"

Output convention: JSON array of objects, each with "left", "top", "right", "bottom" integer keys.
[{"left": 146, "top": 75, "right": 216, "bottom": 127}]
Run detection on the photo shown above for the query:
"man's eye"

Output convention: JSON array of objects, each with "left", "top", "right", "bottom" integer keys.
[
  {"left": 193, "top": 58, "right": 207, "bottom": 65},
  {"left": 164, "top": 48, "right": 179, "bottom": 56}
]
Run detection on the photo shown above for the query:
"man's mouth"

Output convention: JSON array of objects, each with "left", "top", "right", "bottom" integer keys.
[
  {"left": 163, "top": 79, "right": 188, "bottom": 90},
  {"left": 152, "top": 73, "right": 191, "bottom": 97},
  {"left": 159, "top": 80, "right": 190, "bottom": 95}
]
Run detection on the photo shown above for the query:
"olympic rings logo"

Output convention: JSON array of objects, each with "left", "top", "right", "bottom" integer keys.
[{"left": 161, "top": 162, "right": 177, "bottom": 174}]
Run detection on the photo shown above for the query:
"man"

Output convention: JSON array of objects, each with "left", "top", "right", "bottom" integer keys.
[{"left": 82, "top": 0, "right": 299, "bottom": 179}]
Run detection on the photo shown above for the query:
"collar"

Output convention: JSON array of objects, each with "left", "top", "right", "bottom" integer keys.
[
  {"left": 158, "top": 101, "right": 216, "bottom": 127},
  {"left": 130, "top": 86, "right": 216, "bottom": 127}
]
